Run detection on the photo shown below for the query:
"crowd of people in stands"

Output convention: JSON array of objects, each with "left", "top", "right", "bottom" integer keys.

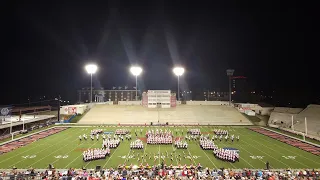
[
  {"left": 146, "top": 129, "right": 173, "bottom": 144},
  {"left": 130, "top": 139, "right": 144, "bottom": 149},
  {"left": 213, "top": 148, "right": 239, "bottom": 163},
  {"left": 174, "top": 139, "right": 188, "bottom": 149},
  {"left": 82, "top": 148, "right": 110, "bottom": 162},
  {"left": 2, "top": 167, "right": 319, "bottom": 179},
  {"left": 115, "top": 129, "right": 130, "bottom": 135},
  {"left": 213, "top": 129, "right": 228, "bottom": 135},
  {"left": 188, "top": 129, "right": 201, "bottom": 135}
]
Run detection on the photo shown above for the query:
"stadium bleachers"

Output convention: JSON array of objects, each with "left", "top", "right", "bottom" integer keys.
[
  {"left": 269, "top": 104, "right": 320, "bottom": 137},
  {"left": 293, "top": 105, "right": 320, "bottom": 137},
  {"left": 78, "top": 104, "right": 252, "bottom": 125}
]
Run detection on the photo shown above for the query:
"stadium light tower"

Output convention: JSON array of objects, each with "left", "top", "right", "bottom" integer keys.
[
  {"left": 85, "top": 64, "right": 98, "bottom": 103},
  {"left": 173, "top": 67, "right": 185, "bottom": 101},
  {"left": 226, "top": 69, "right": 234, "bottom": 106},
  {"left": 130, "top": 66, "right": 143, "bottom": 101}
]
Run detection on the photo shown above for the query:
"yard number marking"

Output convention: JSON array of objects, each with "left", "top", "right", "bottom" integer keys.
[
  {"left": 282, "top": 156, "right": 296, "bottom": 160},
  {"left": 22, "top": 155, "right": 36, "bottom": 159},
  {"left": 186, "top": 156, "right": 201, "bottom": 159},
  {"left": 250, "top": 156, "right": 264, "bottom": 159},
  {"left": 54, "top": 155, "right": 69, "bottom": 159},
  {"left": 118, "top": 155, "right": 135, "bottom": 159}
]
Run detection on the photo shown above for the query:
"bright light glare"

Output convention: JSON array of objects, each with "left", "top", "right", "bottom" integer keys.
[
  {"left": 85, "top": 64, "right": 98, "bottom": 74},
  {"left": 130, "top": 66, "right": 142, "bottom": 76},
  {"left": 173, "top": 67, "right": 185, "bottom": 76}
]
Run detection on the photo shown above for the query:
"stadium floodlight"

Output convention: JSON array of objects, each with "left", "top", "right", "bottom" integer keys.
[
  {"left": 130, "top": 66, "right": 143, "bottom": 101},
  {"left": 85, "top": 64, "right": 98, "bottom": 103},
  {"left": 173, "top": 67, "right": 185, "bottom": 101},
  {"left": 226, "top": 69, "right": 234, "bottom": 106}
]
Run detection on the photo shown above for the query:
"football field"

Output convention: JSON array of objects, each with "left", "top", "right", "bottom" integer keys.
[{"left": 0, "top": 126, "right": 319, "bottom": 169}]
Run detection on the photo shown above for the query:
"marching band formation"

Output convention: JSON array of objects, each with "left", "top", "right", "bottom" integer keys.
[
  {"left": 200, "top": 137, "right": 218, "bottom": 150},
  {"left": 130, "top": 139, "right": 144, "bottom": 149},
  {"left": 187, "top": 129, "right": 201, "bottom": 135},
  {"left": 213, "top": 129, "right": 228, "bottom": 135},
  {"left": 91, "top": 129, "right": 103, "bottom": 135},
  {"left": 213, "top": 148, "right": 239, "bottom": 163},
  {"left": 79, "top": 127, "right": 241, "bottom": 164},
  {"left": 115, "top": 129, "right": 130, "bottom": 135},
  {"left": 83, "top": 148, "right": 110, "bottom": 162},
  {"left": 174, "top": 139, "right": 188, "bottom": 149},
  {"left": 146, "top": 129, "right": 173, "bottom": 144},
  {"left": 102, "top": 139, "right": 120, "bottom": 149}
]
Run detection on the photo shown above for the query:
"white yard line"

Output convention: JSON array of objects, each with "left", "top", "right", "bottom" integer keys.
[
  {"left": 102, "top": 147, "right": 119, "bottom": 168},
  {"left": 241, "top": 128, "right": 310, "bottom": 168},
  {"left": 186, "top": 148, "right": 196, "bottom": 165},
  {"left": 82, "top": 140, "right": 103, "bottom": 168},
  {"left": 198, "top": 126, "right": 217, "bottom": 168},
  {"left": 123, "top": 148, "right": 132, "bottom": 165},
  {"left": 158, "top": 145, "right": 161, "bottom": 165},
  {"left": 8, "top": 128, "right": 79, "bottom": 167},
  {"left": 239, "top": 133, "right": 291, "bottom": 168},
  {"left": 51, "top": 135, "right": 94, "bottom": 167},
  {"left": 251, "top": 131, "right": 320, "bottom": 165},
  {"left": 171, "top": 141, "right": 179, "bottom": 165},
  {"left": 142, "top": 141, "right": 148, "bottom": 158},
  {"left": 224, "top": 127, "right": 254, "bottom": 169},
  {"left": 202, "top": 126, "right": 237, "bottom": 168},
  {"left": 26, "top": 138, "right": 81, "bottom": 168},
  {"left": 0, "top": 128, "right": 77, "bottom": 164},
  {"left": 200, "top": 147, "right": 217, "bottom": 168}
]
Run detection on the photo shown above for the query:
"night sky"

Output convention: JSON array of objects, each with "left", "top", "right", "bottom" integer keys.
[{"left": 2, "top": 1, "right": 318, "bottom": 107}]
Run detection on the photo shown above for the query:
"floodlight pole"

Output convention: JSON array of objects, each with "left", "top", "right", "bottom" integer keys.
[
  {"left": 177, "top": 75, "right": 180, "bottom": 101},
  {"left": 305, "top": 117, "right": 307, "bottom": 135},
  {"left": 229, "top": 76, "right": 231, "bottom": 105},
  {"left": 291, "top": 115, "right": 294, "bottom": 131},
  {"left": 57, "top": 95, "right": 61, "bottom": 122},
  {"left": 226, "top": 69, "right": 234, "bottom": 106},
  {"left": 90, "top": 73, "right": 93, "bottom": 103},
  {"left": 10, "top": 119, "right": 12, "bottom": 134},
  {"left": 135, "top": 75, "right": 138, "bottom": 101}
]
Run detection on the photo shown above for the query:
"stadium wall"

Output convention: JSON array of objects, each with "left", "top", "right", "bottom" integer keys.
[
  {"left": 273, "top": 107, "right": 303, "bottom": 113},
  {"left": 118, "top": 101, "right": 142, "bottom": 105},
  {"left": 60, "top": 104, "right": 88, "bottom": 115},
  {"left": 269, "top": 112, "right": 297, "bottom": 126},
  {"left": 252, "top": 106, "right": 274, "bottom": 116},
  {"left": 186, "top": 101, "right": 229, "bottom": 105}
]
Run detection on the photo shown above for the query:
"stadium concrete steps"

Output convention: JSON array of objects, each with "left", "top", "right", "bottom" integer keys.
[{"left": 78, "top": 104, "right": 253, "bottom": 125}]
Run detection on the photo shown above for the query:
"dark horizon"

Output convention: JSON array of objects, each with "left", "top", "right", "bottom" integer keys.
[{"left": 2, "top": 1, "right": 319, "bottom": 107}]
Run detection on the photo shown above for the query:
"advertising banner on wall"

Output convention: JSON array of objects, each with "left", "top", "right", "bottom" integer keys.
[
  {"left": 0, "top": 106, "right": 12, "bottom": 124},
  {"left": 68, "top": 107, "right": 77, "bottom": 114}
]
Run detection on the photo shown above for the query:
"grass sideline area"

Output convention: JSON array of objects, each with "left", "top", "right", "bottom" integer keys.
[
  {"left": 0, "top": 126, "right": 319, "bottom": 170},
  {"left": 69, "top": 111, "right": 89, "bottom": 123}
]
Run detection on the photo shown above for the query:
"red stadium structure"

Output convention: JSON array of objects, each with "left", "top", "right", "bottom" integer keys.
[{"left": 10, "top": 106, "right": 52, "bottom": 121}]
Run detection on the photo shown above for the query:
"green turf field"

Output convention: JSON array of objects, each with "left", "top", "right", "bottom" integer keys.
[{"left": 0, "top": 126, "right": 319, "bottom": 169}]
